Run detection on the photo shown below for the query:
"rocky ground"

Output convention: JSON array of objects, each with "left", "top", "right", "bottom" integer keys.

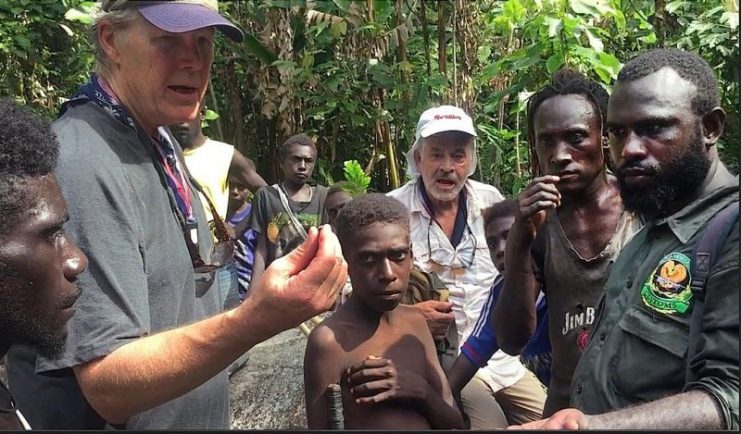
[
  {"left": 228, "top": 327, "right": 310, "bottom": 429},
  {"left": 0, "top": 325, "right": 316, "bottom": 430}
]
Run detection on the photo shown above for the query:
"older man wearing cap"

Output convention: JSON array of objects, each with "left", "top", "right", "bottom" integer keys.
[
  {"left": 388, "top": 106, "right": 546, "bottom": 428},
  {"left": 5, "top": 0, "right": 346, "bottom": 430}
]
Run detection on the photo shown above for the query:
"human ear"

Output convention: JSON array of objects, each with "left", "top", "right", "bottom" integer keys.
[
  {"left": 701, "top": 107, "right": 726, "bottom": 150},
  {"left": 98, "top": 21, "right": 123, "bottom": 67}
]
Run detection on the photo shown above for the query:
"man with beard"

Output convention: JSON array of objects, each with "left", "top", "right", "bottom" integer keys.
[
  {"left": 388, "top": 106, "right": 545, "bottom": 428},
  {"left": 0, "top": 99, "right": 88, "bottom": 429},
  {"left": 493, "top": 70, "right": 640, "bottom": 416},
  {"left": 513, "top": 48, "right": 738, "bottom": 430}
]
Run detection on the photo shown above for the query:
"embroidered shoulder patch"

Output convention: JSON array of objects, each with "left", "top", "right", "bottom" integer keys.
[{"left": 640, "top": 252, "right": 693, "bottom": 314}]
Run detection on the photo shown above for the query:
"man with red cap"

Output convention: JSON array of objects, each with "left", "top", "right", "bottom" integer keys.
[{"left": 5, "top": 1, "right": 346, "bottom": 430}]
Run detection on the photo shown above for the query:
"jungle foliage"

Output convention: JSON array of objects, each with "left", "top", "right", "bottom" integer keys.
[{"left": 0, "top": 0, "right": 737, "bottom": 196}]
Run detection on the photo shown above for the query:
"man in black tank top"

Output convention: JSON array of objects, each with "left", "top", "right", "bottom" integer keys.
[
  {"left": 493, "top": 70, "right": 638, "bottom": 416},
  {"left": 0, "top": 100, "right": 88, "bottom": 430}
]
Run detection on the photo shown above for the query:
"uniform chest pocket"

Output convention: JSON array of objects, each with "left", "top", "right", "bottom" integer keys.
[{"left": 612, "top": 306, "right": 689, "bottom": 400}]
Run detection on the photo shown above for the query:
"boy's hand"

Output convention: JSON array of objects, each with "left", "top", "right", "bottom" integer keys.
[{"left": 346, "top": 356, "right": 429, "bottom": 406}]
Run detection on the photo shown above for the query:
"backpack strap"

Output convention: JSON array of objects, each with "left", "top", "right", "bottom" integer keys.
[{"left": 685, "top": 200, "right": 739, "bottom": 381}]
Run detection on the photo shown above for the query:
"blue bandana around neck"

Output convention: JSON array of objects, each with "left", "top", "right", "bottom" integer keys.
[
  {"left": 60, "top": 74, "right": 197, "bottom": 224},
  {"left": 59, "top": 74, "right": 136, "bottom": 130}
]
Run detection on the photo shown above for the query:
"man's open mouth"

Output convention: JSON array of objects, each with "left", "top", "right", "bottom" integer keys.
[{"left": 169, "top": 85, "right": 197, "bottom": 94}]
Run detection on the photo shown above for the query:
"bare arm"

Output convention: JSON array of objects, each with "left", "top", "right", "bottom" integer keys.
[
  {"left": 493, "top": 176, "right": 560, "bottom": 355},
  {"left": 514, "top": 390, "right": 724, "bottom": 430},
  {"left": 446, "top": 353, "right": 479, "bottom": 397},
  {"left": 228, "top": 149, "right": 267, "bottom": 193},
  {"left": 415, "top": 312, "right": 466, "bottom": 429},
  {"left": 247, "top": 231, "right": 267, "bottom": 296},
  {"left": 74, "top": 226, "right": 346, "bottom": 424},
  {"left": 304, "top": 324, "right": 344, "bottom": 430}
]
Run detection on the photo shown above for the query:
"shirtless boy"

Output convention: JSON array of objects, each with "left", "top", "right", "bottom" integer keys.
[{"left": 304, "top": 193, "right": 464, "bottom": 430}]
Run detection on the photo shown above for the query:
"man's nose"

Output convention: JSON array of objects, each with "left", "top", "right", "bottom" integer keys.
[
  {"left": 440, "top": 154, "right": 455, "bottom": 171},
  {"left": 552, "top": 142, "right": 573, "bottom": 165},
  {"left": 620, "top": 131, "right": 648, "bottom": 161},
  {"left": 63, "top": 240, "right": 88, "bottom": 281}
]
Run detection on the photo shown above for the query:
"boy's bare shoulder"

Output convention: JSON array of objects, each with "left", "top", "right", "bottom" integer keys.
[
  {"left": 306, "top": 312, "right": 352, "bottom": 350},
  {"left": 307, "top": 318, "right": 340, "bottom": 348},
  {"left": 394, "top": 304, "right": 428, "bottom": 329}
]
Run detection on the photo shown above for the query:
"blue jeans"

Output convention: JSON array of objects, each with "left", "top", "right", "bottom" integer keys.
[{"left": 218, "top": 261, "right": 241, "bottom": 310}]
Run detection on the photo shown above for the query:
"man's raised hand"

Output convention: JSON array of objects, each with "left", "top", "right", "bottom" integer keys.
[
  {"left": 409, "top": 300, "right": 454, "bottom": 341},
  {"left": 514, "top": 175, "right": 561, "bottom": 239},
  {"left": 244, "top": 225, "right": 347, "bottom": 332}
]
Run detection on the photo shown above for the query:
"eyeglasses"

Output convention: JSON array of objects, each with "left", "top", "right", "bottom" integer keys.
[{"left": 426, "top": 218, "right": 477, "bottom": 270}]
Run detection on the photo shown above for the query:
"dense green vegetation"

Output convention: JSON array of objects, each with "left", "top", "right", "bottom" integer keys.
[{"left": 1, "top": 0, "right": 737, "bottom": 195}]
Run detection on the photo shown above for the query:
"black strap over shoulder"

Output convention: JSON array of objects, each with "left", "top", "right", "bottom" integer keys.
[
  {"left": 689, "top": 200, "right": 739, "bottom": 301},
  {"left": 685, "top": 200, "right": 739, "bottom": 382}
]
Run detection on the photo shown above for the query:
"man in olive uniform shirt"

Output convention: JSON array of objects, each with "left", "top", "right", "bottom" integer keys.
[{"left": 514, "top": 49, "right": 738, "bottom": 430}]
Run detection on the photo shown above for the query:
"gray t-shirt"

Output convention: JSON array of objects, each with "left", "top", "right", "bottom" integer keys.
[
  {"left": 5, "top": 101, "right": 229, "bottom": 430},
  {"left": 536, "top": 210, "right": 639, "bottom": 416}
]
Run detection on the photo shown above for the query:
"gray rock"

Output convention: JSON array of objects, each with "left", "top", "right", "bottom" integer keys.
[{"left": 228, "top": 327, "right": 310, "bottom": 429}]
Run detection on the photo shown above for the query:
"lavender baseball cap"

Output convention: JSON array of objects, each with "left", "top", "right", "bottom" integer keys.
[{"left": 101, "top": 0, "right": 244, "bottom": 42}]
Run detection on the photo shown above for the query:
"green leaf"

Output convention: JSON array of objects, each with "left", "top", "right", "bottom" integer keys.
[
  {"left": 597, "top": 52, "right": 621, "bottom": 76},
  {"left": 570, "top": 0, "right": 600, "bottom": 17},
  {"left": 546, "top": 52, "right": 564, "bottom": 73},
  {"left": 477, "top": 45, "right": 492, "bottom": 64},
  {"left": 243, "top": 33, "right": 278, "bottom": 64},
  {"left": 480, "top": 62, "right": 499, "bottom": 81},
  {"left": 330, "top": 20, "right": 347, "bottom": 37},
  {"left": 545, "top": 17, "right": 562, "bottom": 38},
  {"left": 342, "top": 160, "right": 371, "bottom": 195},
  {"left": 503, "top": 0, "right": 526, "bottom": 22},
  {"left": 14, "top": 35, "right": 31, "bottom": 49},
  {"left": 638, "top": 32, "right": 657, "bottom": 44},
  {"left": 585, "top": 29, "right": 603, "bottom": 52},
  {"left": 64, "top": 7, "right": 93, "bottom": 25},
  {"left": 665, "top": 1, "right": 690, "bottom": 14},
  {"left": 724, "top": 11, "right": 739, "bottom": 30},
  {"left": 58, "top": 23, "right": 74, "bottom": 37},
  {"left": 203, "top": 109, "right": 220, "bottom": 121}
]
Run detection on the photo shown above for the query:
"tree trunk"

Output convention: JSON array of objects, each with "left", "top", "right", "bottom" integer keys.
[
  {"left": 208, "top": 78, "right": 225, "bottom": 141},
  {"left": 437, "top": 0, "right": 447, "bottom": 76},
  {"left": 654, "top": 0, "right": 666, "bottom": 46},
  {"left": 419, "top": 0, "right": 433, "bottom": 85},
  {"left": 224, "top": 60, "right": 245, "bottom": 152}
]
